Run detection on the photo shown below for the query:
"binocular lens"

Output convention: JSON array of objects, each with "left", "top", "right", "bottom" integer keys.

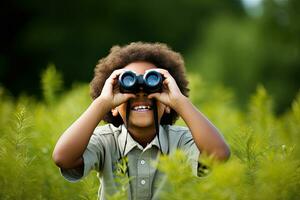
[
  {"left": 122, "top": 74, "right": 135, "bottom": 87},
  {"left": 119, "top": 70, "right": 163, "bottom": 93},
  {"left": 146, "top": 74, "right": 160, "bottom": 86}
]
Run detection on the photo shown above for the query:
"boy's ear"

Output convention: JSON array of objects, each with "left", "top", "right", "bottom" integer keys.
[
  {"left": 165, "top": 106, "right": 171, "bottom": 114},
  {"left": 111, "top": 108, "right": 119, "bottom": 117}
]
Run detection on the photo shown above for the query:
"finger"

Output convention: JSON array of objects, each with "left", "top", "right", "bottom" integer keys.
[
  {"left": 113, "top": 93, "right": 136, "bottom": 107},
  {"left": 147, "top": 93, "right": 160, "bottom": 99},
  {"left": 106, "top": 69, "right": 129, "bottom": 89},
  {"left": 123, "top": 93, "right": 136, "bottom": 100},
  {"left": 149, "top": 68, "right": 171, "bottom": 78},
  {"left": 163, "top": 78, "right": 170, "bottom": 85},
  {"left": 109, "top": 69, "right": 128, "bottom": 80}
]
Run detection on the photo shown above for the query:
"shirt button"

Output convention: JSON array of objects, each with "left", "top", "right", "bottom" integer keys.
[
  {"left": 140, "top": 160, "right": 145, "bottom": 165},
  {"left": 141, "top": 179, "right": 146, "bottom": 185}
]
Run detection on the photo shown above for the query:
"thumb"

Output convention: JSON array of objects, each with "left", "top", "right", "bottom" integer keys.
[
  {"left": 124, "top": 93, "right": 136, "bottom": 100},
  {"left": 148, "top": 93, "right": 160, "bottom": 100}
]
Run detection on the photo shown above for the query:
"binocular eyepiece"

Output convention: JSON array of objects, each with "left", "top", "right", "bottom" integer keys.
[{"left": 118, "top": 70, "right": 163, "bottom": 93}]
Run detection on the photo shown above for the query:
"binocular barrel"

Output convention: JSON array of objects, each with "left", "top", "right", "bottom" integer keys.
[{"left": 118, "top": 70, "right": 163, "bottom": 93}]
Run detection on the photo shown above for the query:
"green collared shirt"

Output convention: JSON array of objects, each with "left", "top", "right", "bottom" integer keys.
[{"left": 61, "top": 124, "right": 200, "bottom": 200}]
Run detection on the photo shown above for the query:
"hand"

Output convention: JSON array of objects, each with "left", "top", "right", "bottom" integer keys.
[
  {"left": 147, "top": 68, "right": 186, "bottom": 109},
  {"left": 98, "top": 69, "right": 136, "bottom": 109}
]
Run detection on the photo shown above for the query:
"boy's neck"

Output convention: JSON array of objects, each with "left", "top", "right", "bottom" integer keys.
[{"left": 127, "top": 125, "right": 156, "bottom": 148}]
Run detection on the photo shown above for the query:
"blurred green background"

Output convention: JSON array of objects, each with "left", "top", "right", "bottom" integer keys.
[
  {"left": 1, "top": 0, "right": 299, "bottom": 113},
  {"left": 1, "top": 1, "right": 300, "bottom": 199}
]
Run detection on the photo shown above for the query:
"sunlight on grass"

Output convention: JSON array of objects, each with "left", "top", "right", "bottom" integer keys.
[{"left": 0, "top": 66, "right": 299, "bottom": 199}]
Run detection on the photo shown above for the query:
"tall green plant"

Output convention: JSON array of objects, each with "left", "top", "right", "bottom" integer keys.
[
  {"left": 1, "top": 68, "right": 300, "bottom": 199},
  {"left": 41, "top": 64, "right": 63, "bottom": 104}
]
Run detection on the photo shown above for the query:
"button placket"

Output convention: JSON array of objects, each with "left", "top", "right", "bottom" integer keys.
[{"left": 136, "top": 152, "right": 150, "bottom": 199}]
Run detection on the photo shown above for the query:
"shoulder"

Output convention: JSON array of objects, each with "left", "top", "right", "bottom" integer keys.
[
  {"left": 91, "top": 124, "right": 122, "bottom": 144},
  {"left": 163, "top": 125, "right": 192, "bottom": 142},
  {"left": 94, "top": 124, "right": 122, "bottom": 136},
  {"left": 164, "top": 125, "right": 190, "bottom": 135},
  {"left": 162, "top": 125, "right": 195, "bottom": 150},
  {"left": 88, "top": 124, "right": 122, "bottom": 156}
]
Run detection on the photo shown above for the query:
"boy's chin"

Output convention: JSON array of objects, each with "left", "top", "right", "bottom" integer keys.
[{"left": 129, "top": 120, "right": 155, "bottom": 128}]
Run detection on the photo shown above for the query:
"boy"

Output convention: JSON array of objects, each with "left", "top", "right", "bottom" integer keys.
[{"left": 52, "top": 42, "right": 230, "bottom": 200}]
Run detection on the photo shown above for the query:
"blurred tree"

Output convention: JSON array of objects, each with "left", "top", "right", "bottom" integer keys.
[
  {"left": 259, "top": 0, "right": 300, "bottom": 112},
  {"left": 1, "top": 0, "right": 299, "bottom": 113},
  {"left": 187, "top": 0, "right": 300, "bottom": 113},
  {"left": 0, "top": 0, "right": 242, "bottom": 97}
]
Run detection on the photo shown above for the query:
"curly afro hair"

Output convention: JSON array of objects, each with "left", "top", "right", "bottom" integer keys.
[{"left": 90, "top": 42, "right": 189, "bottom": 127}]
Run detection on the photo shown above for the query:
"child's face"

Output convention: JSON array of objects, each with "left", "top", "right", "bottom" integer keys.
[{"left": 112, "top": 61, "right": 169, "bottom": 129}]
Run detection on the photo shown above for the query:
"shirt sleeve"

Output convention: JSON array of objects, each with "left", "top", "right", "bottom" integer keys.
[
  {"left": 178, "top": 130, "right": 200, "bottom": 176},
  {"left": 60, "top": 130, "right": 105, "bottom": 182}
]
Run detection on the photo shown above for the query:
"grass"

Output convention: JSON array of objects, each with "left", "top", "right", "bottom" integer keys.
[{"left": 0, "top": 66, "right": 299, "bottom": 199}]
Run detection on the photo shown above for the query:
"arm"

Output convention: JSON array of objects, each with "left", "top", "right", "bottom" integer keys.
[
  {"left": 174, "top": 96, "right": 230, "bottom": 161},
  {"left": 52, "top": 69, "right": 135, "bottom": 169},
  {"left": 148, "top": 69, "right": 230, "bottom": 161},
  {"left": 52, "top": 98, "right": 110, "bottom": 169}
]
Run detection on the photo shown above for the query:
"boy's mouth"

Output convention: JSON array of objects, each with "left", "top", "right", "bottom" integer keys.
[
  {"left": 130, "top": 101, "right": 153, "bottom": 112},
  {"left": 132, "top": 105, "right": 152, "bottom": 111}
]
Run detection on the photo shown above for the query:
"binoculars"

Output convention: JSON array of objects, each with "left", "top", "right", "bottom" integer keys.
[{"left": 118, "top": 70, "right": 163, "bottom": 93}]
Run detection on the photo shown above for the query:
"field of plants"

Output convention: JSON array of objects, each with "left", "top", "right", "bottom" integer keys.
[{"left": 0, "top": 66, "right": 299, "bottom": 199}]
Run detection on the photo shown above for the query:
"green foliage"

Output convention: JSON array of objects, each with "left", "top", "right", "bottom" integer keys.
[
  {"left": 0, "top": 66, "right": 300, "bottom": 199},
  {"left": 41, "top": 64, "right": 63, "bottom": 104},
  {"left": 106, "top": 157, "right": 130, "bottom": 200}
]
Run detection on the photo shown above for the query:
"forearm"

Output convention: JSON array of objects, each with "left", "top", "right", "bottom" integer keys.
[
  {"left": 52, "top": 97, "right": 110, "bottom": 168},
  {"left": 175, "top": 96, "right": 230, "bottom": 161}
]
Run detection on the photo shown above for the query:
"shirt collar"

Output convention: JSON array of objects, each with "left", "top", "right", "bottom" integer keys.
[{"left": 118, "top": 124, "right": 169, "bottom": 156}]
